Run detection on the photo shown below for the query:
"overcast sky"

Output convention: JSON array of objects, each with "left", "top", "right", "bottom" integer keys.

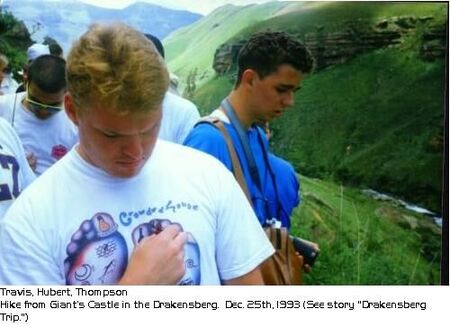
[{"left": 77, "top": 0, "right": 297, "bottom": 14}]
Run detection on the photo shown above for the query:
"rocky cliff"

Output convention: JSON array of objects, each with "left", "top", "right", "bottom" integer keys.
[{"left": 213, "top": 16, "right": 446, "bottom": 75}]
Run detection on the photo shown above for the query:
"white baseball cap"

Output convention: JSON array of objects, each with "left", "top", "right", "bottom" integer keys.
[{"left": 26, "top": 43, "right": 50, "bottom": 61}]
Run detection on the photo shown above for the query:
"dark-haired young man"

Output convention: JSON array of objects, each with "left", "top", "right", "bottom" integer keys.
[
  {"left": 184, "top": 31, "right": 314, "bottom": 229},
  {"left": 0, "top": 55, "right": 78, "bottom": 175}
]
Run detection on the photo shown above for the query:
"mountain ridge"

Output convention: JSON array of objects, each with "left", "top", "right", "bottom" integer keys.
[{"left": 3, "top": 0, "right": 202, "bottom": 53}]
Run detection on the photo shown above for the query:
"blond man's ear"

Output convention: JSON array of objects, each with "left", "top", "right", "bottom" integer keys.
[{"left": 64, "top": 93, "right": 79, "bottom": 126}]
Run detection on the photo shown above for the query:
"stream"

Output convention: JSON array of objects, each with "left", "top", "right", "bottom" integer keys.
[{"left": 361, "top": 189, "right": 442, "bottom": 228}]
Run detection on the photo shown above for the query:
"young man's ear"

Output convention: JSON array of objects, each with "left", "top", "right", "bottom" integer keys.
[
  {"left": 241, "top": 69, "right": 258, "bottom": 88},
  {"left": 64, "top": 93, "right": 79, "bottom": 126}
]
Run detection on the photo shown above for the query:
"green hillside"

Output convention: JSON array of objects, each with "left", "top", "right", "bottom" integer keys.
[
  {"left": 190, "top": 2, "right": 446, "bottom": 214},
  {"left": 165, "top": 2, "right": 446, "bottom": 90},
  {"left": 293, "top": 175, "right": 440, "bottom": 285},
  {"left": 164, "top": 1, "right": 292, "bottom": 89},
  {"left": 273, "top": 46, "right": 445, "bottom": 213},
  {"left": 239, "top": 1, "right": 447, "bottom": 37}
]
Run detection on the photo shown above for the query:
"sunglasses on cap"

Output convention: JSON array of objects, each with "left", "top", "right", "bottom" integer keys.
[{"left": 25, "top": 94, "right": 64, "bottom": 114}]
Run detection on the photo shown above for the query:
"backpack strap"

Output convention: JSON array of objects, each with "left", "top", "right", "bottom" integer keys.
[{"left": 196, "top": 115, "right": 252, "bottom": 204}]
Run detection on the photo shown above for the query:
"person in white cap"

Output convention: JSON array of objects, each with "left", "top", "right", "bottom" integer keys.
[
  {"left": 26, "top": 43, "right": 50, "bottom": 61},
  {"left": 16, "top": 43, "right": 50, "bottom": 93}
]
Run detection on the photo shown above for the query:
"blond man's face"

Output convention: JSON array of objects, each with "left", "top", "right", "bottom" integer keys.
[{"left": 66, "top": 94, "right": 162, "bottom": 178}]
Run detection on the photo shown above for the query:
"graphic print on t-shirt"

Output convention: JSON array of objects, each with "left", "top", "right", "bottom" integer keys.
[
  {"left": 64, "top": 213, "right": 128, "bottom": 285},
  {"left": 132, "top": 219, "right": 201, "bottom": 285},
  {"left": 51, "top": 144, "right": 68, "bottom": 160},
  {"left": 0, "top": 151, "right": 20, "bottom": 202}
]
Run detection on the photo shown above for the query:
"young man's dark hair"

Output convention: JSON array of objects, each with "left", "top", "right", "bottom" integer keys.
[
  {"left": 27, "top": 54, "right": 66, "bottom": 93},
  {"left": 235, "top": 31, "right": 314, "bottom": 87}
]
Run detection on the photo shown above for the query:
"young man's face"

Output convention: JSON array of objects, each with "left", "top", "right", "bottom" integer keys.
[
  {"left": 66, "top": 95, "right": 162, "bottom": 178},
  {"left": 249, "top": 64, "right": 305, "bottom": 122},
  {"left": 24, "top": 81, "right": 65, "bottom": 120}
]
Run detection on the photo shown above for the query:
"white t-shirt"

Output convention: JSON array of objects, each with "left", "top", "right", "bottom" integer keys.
[
  {"left": 0, "top": 140, "right": 274, "bottom": 285},
  {"left": 159, "top": 92, "right": 200, "bottom": 144},
  {"left": 0, "top": 75, "right": 19, "bottom": 95},
  {"left": 0, "top": 117, "right": 35, "bottom": 219},
  {"left": 0, "top": 92, "right": 78, "bottom": 176}
]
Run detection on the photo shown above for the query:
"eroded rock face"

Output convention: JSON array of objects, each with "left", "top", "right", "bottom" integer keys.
[
  {"left": 304, "top": 28, "right": 402, "bottom": 70},
  {"left": 212, "top": 17, "right": 446, "bottom": 75},
  {"left": 213, "top": 40, "right": 247, "bottom": 75},
  {"left": 420, "top": 25, "right": 447, "bottom": 61}
]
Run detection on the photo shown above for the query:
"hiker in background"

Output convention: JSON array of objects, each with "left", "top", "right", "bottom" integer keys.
[
  {"left": 15, "top": 43, "right": 50, "bottom": 93},
  {"left": 0, "top": 117, "right": 35, "bottom": 219},
  {"left": 0, "top": 23, "right": 273, "bottom": 285},
  {"left": 0, "top": 54, "right": 18, "bottom": 95},
  {"left": 144, "top": 33, "right": 200, "bottom": 144},
  {"left": 0, "top": 54, "right": 78, "bottom": 175}
]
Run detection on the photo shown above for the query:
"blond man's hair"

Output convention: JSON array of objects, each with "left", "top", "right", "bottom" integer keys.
[{"left": 66, "top": 23, "right": 169, "bottom": 115}]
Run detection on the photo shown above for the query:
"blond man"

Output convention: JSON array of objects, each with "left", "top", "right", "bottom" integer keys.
[{"left": 0, "top": 23, "right": 273, "bottom": 285}]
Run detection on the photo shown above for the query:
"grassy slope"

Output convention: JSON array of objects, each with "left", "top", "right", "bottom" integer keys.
[
  {"left": 163, "top": 2, "right": 291, "bottom": 88},
  {"left": 293, "top": 175, "right": 440, "bottom": 285},
  {"left": 192, "top": 75, "right": 233, "bottom": 115},
  {"left": 239, "top": 1, "right": 447, "bottom": 37},
  {"left": 273, "top": 46, "right": 445, "bottom": 212}
]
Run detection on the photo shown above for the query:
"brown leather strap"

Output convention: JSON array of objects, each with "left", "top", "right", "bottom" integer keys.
[{"left": 197, "top": 115, "right": 252, "bottom": 204}]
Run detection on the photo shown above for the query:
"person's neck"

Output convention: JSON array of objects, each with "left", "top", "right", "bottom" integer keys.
[
  {"left": 21, "top": 96, "right": 33, "bottom": 113},
  {"left": 226, "top": 90, "right": 255, "bottom": 129}
]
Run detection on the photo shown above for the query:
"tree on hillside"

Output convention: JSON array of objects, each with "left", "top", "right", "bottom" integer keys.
[{"left": 0, "top": 9, "right": 32, "bottom": 79}]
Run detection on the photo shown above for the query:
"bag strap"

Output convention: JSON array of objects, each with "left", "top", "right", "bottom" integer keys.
[
  {"left": 221, "top": 98, "right": 282, "bottom": 226},
  {"left": 196, "top": 116, "right": 252, "bottom": 203},
  {"left": 221, "top": 98, "right": 263, "bottom": 192}
]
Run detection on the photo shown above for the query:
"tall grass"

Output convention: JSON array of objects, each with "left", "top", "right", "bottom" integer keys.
[{"left": 291, "top": 176, "right": 441, "bottom": 285}]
